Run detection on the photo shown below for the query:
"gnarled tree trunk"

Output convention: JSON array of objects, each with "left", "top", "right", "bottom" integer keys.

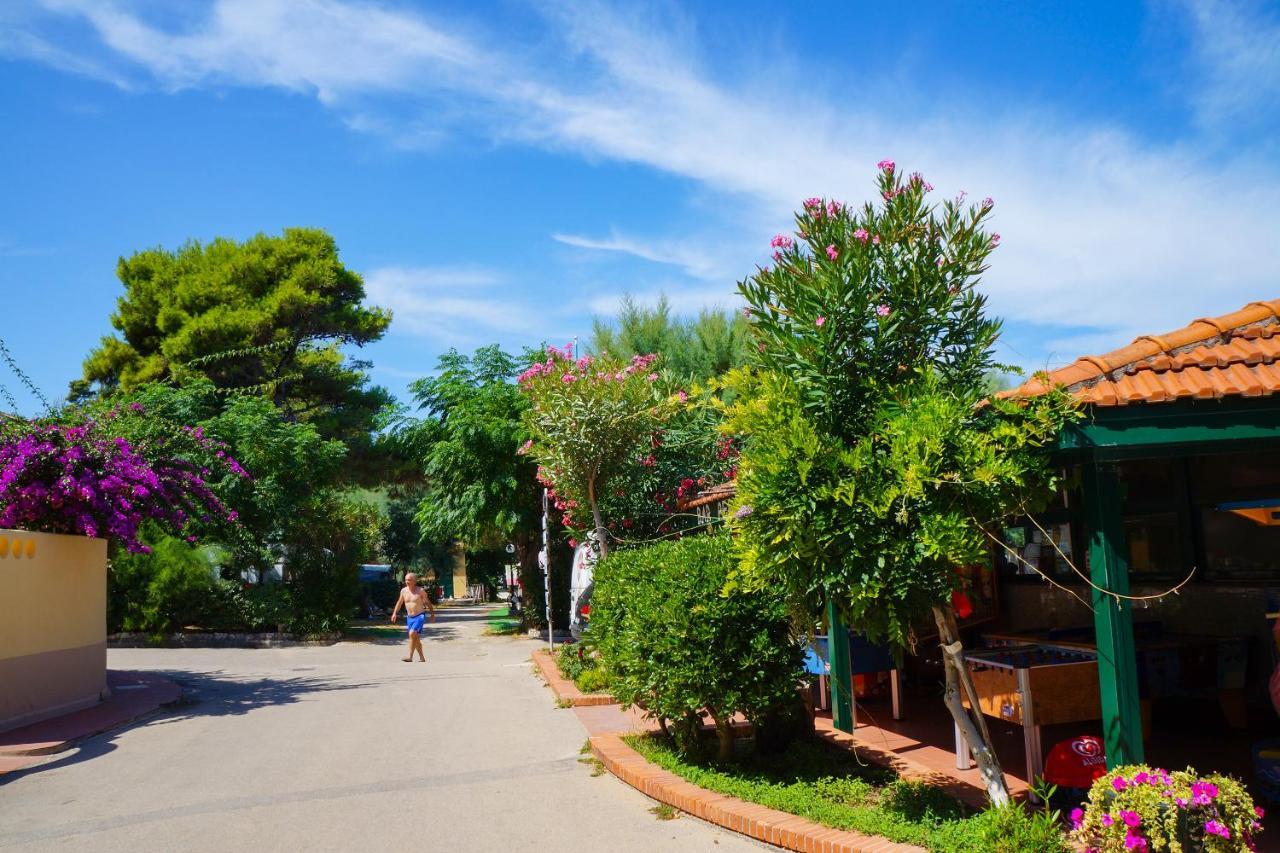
[{"left": 932, "top": 604, "right": 1011, "bottom": 807}]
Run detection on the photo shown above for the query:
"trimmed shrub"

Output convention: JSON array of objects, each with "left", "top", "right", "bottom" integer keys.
[{"left": 591, "top": 532, "right": 803, "bottom": 761}]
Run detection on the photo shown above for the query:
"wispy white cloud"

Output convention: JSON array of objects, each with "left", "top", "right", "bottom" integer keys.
[
  {"left": 8, "top": 0, "right": 1280, "bottom": 364},
  {"left": 1175, "top": 0, "right": 1280, "bottom": 131},
  {"left": 362, "top": 265, "right": 545, "bottom": 348}
]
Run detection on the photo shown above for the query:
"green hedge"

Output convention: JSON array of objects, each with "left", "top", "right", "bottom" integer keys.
[{"left": 590, "top": 532, "right": 803, "bottom": 761}]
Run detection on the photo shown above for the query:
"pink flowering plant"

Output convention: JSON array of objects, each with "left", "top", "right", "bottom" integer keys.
[
  {"left": 0, "top": 412, "right": 247, "bottom": 553},
  {"left": 519, "top": 345, "right": 676, "bottom": 557},
  {"left": 1072, "top": 765, "right": 1263, "bottom": 852}
]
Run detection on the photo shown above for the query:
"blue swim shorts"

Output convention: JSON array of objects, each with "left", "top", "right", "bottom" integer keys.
[{"left": 406, "top": 612, "right": 427, "bottom": 635}]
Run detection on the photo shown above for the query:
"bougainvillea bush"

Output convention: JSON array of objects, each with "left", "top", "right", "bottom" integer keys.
[
  {"left": 1072, "top": 765, "right": 1263, "bottom": 852},
  {"left": 0, "top": 414, "right": 246, "bottom": 553}
]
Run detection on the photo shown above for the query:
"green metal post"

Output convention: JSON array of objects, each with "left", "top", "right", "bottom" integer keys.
[
  {"left": 826, "top": 599, "right": 854, "bottom": 733},
  {"left": 1081, "top": 460, "right": 1145, "bottom": 767}
]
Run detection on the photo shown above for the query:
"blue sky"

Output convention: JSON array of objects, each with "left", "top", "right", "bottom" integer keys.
[{"left": 2, "top": 0, "right": 1278, "bottom": 415}]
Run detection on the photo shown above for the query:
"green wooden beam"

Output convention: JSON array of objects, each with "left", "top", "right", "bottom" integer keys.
[
  {"left": 826, "top": 598, "right": 854, "bottom": 734},
  {"left": 1081, "top": 460, "right": 1145, "bottom": 767},
  {"left": 1059, "top": 397, "right": 1280, "bottom": 458}
]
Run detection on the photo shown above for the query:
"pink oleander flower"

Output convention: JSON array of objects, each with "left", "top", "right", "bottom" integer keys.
[
  {"left": 773, "top": 251, "right": 782, "bottom": 261},
  {"left": 742, "top": 307, "right": 751, "bottom": 317},
  {"left": 757, "top": 343, "right": 766, "bottom": 352},
  {"left": 871, "top": 234, "right": 881, "bottom": 245},
  {"left": 853, "top": 228, "right": 869, "bottom": 243},
  {"left": 646, "top": 373, "right": 658, "bottom": 382},
  {"left": 825, "top": 244, "right": 838, "bottom": 260},
  {"left": 517, "top": 439, "right": 533, "bottom": 455},
  {"left": 815, "top": 316, "right": 826, "bottom": 327},
  {"left": 803, "top": 197, "right": 822, "bottom": 210},
  {"left": 982, "top": 196, "right": 994, "bottom": 208},
  {"left": 770, "top": 234, "right": 794, "bottom": 249},
  {"left": 561, "top": 373, "right": 576, "bottom": 383},
  {"left": 876, "top": 304, "right": 891, "bottom": 317},
  {"left": 827, "top": 200, "right": 842, "bottom": 217},
  {"left": 576, "top": 356, "right": 591, "bottom": 370},
  {"left": 990, "top": 233, "right": 1001, "bottom": 246},
  {"left": 877, "top": 159, "right": 895, "bottom": 171}
]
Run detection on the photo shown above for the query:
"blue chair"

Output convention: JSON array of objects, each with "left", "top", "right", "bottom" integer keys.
[{"left": 806, "top": 633, "right": 902, "bottom": 725}]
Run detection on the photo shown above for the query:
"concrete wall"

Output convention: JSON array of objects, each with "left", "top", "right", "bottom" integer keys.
[{"left": 0, "top": 530, "right": 108, "bottom": 732}]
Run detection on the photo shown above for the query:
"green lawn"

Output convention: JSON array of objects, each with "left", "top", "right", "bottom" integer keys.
[
  {"left": 484, "top": 606, "right": 522, "bottom": 636},
  {"left": 624, "top": 734, "right": 1067, "bottom": 853}
]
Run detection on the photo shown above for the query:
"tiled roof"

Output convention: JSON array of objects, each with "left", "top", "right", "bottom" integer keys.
[
  {"left": 677, "top": 481, "right": 737, "bottom": 511},
  {"left": 1007, "top": 299, "right": 1280, "bottom": 407}
]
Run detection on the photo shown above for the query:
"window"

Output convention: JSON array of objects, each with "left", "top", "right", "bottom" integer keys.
[{"left": 1192, "top": 450, "right": 1280, "bottom": 582}]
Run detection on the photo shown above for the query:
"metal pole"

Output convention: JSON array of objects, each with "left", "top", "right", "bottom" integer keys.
[{"left": 542, "top": 487, "right": 554, "bottom": 653}]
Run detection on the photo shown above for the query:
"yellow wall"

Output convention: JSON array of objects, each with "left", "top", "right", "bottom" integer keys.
[
  {"left": 0, "top": 530, "right": 107, "bottom": 731},
  {"left": 451, "top": 542, "right": 467, "bottom": 599}
]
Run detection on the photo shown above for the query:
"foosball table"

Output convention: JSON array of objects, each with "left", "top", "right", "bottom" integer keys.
[{"left": 956, "top": 644, "right": 1101, "bottom": 791}]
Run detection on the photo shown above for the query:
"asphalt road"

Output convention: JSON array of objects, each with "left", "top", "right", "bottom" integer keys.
[{"left": 0, "top": 605, "right": 761, "bottom": 852}]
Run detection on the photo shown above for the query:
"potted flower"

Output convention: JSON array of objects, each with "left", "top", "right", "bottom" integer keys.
[{"left": 1071, "top": 764, "right": 1264, "bottom": 851}]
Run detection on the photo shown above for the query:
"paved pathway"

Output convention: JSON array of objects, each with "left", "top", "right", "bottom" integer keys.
[{"left": 0, "top": 605, "right": 762, "bottom": 852}]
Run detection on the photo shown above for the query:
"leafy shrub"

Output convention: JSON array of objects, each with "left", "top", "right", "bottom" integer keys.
[
  {"left": 591, "top": 532, "right": 802, "bottom": 761},
  {"left": 1071, "top": 765, "right": 1263, "bottom": 852},
  {"left": 575, "top": 667, "right": 611, "bottom": 695},
  {"left": 109, "top": 535, "right": 223, "bottom": 633},
  {"left": 556, "top": 643, "right": 592, "bottom": 681}
]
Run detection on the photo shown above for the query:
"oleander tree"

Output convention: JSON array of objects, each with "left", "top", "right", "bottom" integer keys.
[
  {"left": 723, "top": 161, "right": 1077, "bottom": 805},
  {"left": 518, "top": 345, "right": 676, "bottom": 558}
]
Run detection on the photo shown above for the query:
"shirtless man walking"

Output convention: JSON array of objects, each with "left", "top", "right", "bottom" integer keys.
[{"left": 389, "top": 573, "right": 436, "bottom": 662}]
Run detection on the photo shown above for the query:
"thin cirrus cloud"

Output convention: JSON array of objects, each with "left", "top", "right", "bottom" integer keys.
[
  {"left": 361, "top": 265, "right": 544, "bottom": 348},
  {"left": 5, "top": 0, "right": 1280, "bottom": 367}
]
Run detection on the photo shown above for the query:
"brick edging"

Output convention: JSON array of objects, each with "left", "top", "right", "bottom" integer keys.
[
  {"left": 589, "top": 733, "right": 926, "bottom": 853},
  {"left": 530, "top": 648, "right": 618, "bottom": 707}
]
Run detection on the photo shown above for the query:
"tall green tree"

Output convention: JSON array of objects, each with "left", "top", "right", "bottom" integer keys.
[
  {"left": 391, "top": 346, "right": 544, "bottom": 611},
  {"left": 592, "top": 295, "right": 750, "bottom": 382},
  {"left": 725, "top": 165, "right": 1076, "bottom": 805},
  {"left": 74, "top": 228, "right": 392, "bottom": 447}
]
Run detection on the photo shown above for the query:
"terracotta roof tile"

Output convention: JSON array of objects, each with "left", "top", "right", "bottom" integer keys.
[{"left": 1006, "top": 298, "right": 1280, "bottom": 406}]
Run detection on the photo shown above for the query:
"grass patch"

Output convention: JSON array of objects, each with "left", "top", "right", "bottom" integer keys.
[
  {"left": 650, "top": 803, "right": 677, "bottom": 820},
  {"left": 484, "top": 608, "right": 522, "bottom": 636},
  {"left": 624, "top": 734, "right": 1067, "bottom": 853}
]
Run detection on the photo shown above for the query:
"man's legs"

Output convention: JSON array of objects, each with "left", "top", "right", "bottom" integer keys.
[
  {"left": 410, "top": 630, "right": 425, "bottom": 661},
  {"left": 403, "top": 631, "right": 416, "bottom": 662}
]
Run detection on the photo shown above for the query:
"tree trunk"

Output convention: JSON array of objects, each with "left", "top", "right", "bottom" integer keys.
[
  {"left": 932, "top": 604, "right": 1012, "bottom": 807},
  {"left": 586, "top": 478, "right": 609, "bottom": 559},
  {"left": 514, "top": 532, "right": 542, "bottom": 629},
  {"left": 710, "top": 711, "right": 735, "bottom": 764}
]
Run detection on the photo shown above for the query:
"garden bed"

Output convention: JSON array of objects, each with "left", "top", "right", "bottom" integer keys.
[
  {"left": 611, "top": 732, "right": 1067, "bottom": 853},
  {"left": 531, "top": 648, "right": 617, "bottom": 707}
]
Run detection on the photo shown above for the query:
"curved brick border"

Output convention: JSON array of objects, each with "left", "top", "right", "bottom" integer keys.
[
  {"left": 530, "top": 648, "right": 617, "bottom": 707},
  {"left": 590, "top": 733, "right": 925, "bottom": 853}
]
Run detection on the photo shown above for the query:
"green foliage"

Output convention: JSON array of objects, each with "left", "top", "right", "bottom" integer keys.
[
  {"left": 591, "top": 533, "right": 801, "bottom": 753},
  {"left": 397, "top": 346, "right": 540, "bottom": 547},
  {"left": 574, "top": 666, "right": 611, "bottom": 695},
  {"left": 592, "top": 295, "right": 752, "bottom": 382},
  {"left": 556, "top": 642, "right": 596, "bottom": 681},
  {"left": 281, "top": 492, "right": 385, "bottom": 633},
  {"left": 627, "top": 734, "right": 1067, "bottom": 852},
  {"left": 88, "top": 381, "right": 348, "bottom": 572},
  {"left": 1073, "top": 765, "right": 1263, "bottom": 852},
  {"left": 75, "top": 228, "right": 391, "bottom": 447},
  {"left": 726, "top": 167, "right": 1078, "bottom": 644},
  {"left": 109, "top": 534, "right": 223, "bottom": 633}
]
